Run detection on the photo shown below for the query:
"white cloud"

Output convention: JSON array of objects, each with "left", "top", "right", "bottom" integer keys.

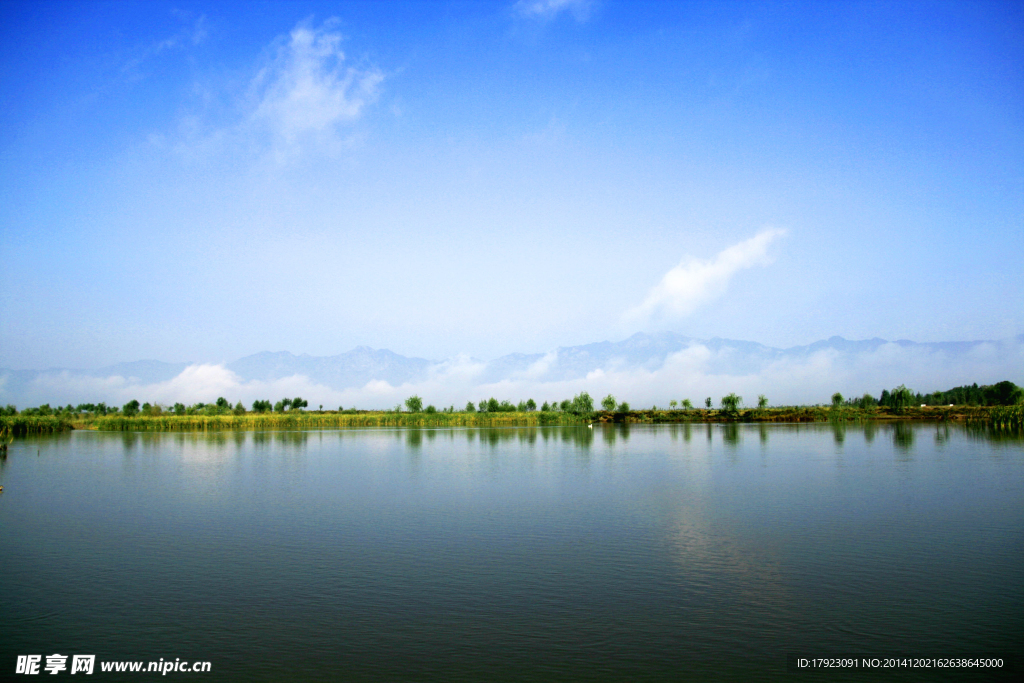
[
  {"left": 6, "top": 336, "right": 1021, "bottom": 412},
  {"left": 624, "top": 228, "right": 786, "bottom": 326},
  {"left": 522, "top": 350, "right": 559, "bottom": 379},
  {"left": 156, "top": 19, "right": 383, "bottom": 163},
  {"left": 514, "top": 0, "right": 593, "bottom": 22},
  {"left": 248, "top": 20, "right": 383, "bottom": 156}
]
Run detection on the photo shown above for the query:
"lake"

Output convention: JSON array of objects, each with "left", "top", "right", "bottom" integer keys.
[{"left": 1, "top": 423, "right": 1021, "bottom": 681}]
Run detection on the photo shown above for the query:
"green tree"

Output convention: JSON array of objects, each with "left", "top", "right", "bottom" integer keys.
[
  {"left": 123, "top": 399, "right": 140, "bottom": 417},
  {"left": 984, "top": 380, "right": 1024, "bottom": 406},
  {"left": 215, "top": 397, "right": 230, "bottom": 412},
  {"left": 569, "top": 392, "right": 594, "bottom": 415},
  {"left": 757, "top": 395, "right": 768, "bottom": 409},
  {"left": 478, "top": 400, "right": 488, "bottom": 412},
  {"left": 465, "top": 401, "right": 477, "bottom": 413},
  {"left": 891, "top": 385, "right": 913, "bottom": 412},
  {"left": 526, "top": 398, "right": 537, "bottom": 411},
  {"left": 405, "top": 395, "right": 423, "bottom": 412},
  {"left": 619, "top": 401, "right": 630, "bottom": 412},
  {"left": 233, "top": 401, "right": 246, "bottom": 416},
  {"left": 541, "top": 401, "right": 550, "bottom": 411},
  {"left": 669, "top": 400, "right": 677, "bottom": 410},
  {"left": 488, "top": 397, "right": 500, "bottom": 412},
  {"left": 425, "top": 405, "right": 437, "bottom": 414},
  {"left": 601, "top": 394, "right": 617, "bottom": 411},
  {"left": 291, "top": 397, "right": 308, "bottom": 411},
  {"left": 681, "top": 399, "right": 692, "bottom": 410},
  {"left": 517, "top": 400, "right": 528, "bottom": 412},
  {"left": 720, "top": 393, "right": 742, "bottom": 414},
  {"left": 274, "top": 398, "right": 292, "bottom": 413},
  {"left": 173, "top": 402, "right": 186, "bottom": 416},
  {"left": 705, "top": 397, "right": 712, "bottom": 409},
  {"left": 559, "top": 399, "right": 571, "bottom": 412}
]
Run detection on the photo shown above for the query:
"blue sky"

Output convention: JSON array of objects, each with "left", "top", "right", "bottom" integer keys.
[{"left": 2, "top": 0, "right": 1022, "bottom": 373}]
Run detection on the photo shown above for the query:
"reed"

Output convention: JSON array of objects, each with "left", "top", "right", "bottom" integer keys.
[
  {"left": 605, "top": 407, "right": 832, "bottom": 423},
  {"left": 0, "top": 415, "right": 74, "bottom": 436},
  {"left": 988, "top": 405, "right": 1024, "bottom": 430},
  {"left": 4, "top": 405, "right": 1009, "bottom": 436},
  {"left": 82, "top": 411, "right": 587, "bottom": 432}
]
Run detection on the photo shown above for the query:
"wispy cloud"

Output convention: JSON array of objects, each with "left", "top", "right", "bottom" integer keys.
[
  {"left": 624, "top": 228, "right": 786, "bottom": 327},
  {"left": 514, "top": 0, "right": 594, "bottom": 22},
  {"left": 154, "top": 18, "right": 383, "bottom": 163},
  {"left": 122, "top": 12, "right": 208, "bottom": 80},
  {"left": 247, "top": 19, "right": 383, "bottom": 158}
]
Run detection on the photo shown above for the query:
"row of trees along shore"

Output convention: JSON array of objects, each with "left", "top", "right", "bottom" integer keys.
[{"left": 1, "top": 382, "right": 1022, "bottom": 436}]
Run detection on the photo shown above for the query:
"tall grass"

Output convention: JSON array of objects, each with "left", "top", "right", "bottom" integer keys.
[
  {"left": 0, "top": 415, "right": 74, "bottom": 436},
  {"left": 84, "top": 411, "right": 587, "bottom": 432},
  {"left": 3, "top": 405, "right": 1012, "bottom": 436},
  {"left": 989, "top": 405, "right": 1024, "bottom": 430}
]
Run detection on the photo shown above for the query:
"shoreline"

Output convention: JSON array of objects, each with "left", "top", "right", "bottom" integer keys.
[{"left": 2, "top": 405, "right": 1021, "bottom": 436}]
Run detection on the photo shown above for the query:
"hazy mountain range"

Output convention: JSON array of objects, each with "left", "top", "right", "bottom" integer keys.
[{"left": 2, "top": 332, "right": 1021, "bottom": 408}]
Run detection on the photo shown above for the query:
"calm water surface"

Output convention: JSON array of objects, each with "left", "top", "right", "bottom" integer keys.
[{"left": 1, "top": 423, "right": 1022, "bottom": 681}]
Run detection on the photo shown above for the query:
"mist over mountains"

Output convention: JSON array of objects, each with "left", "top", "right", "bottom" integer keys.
[{"left": 2, "top": 333, "right": 1022, "bottom": 409}]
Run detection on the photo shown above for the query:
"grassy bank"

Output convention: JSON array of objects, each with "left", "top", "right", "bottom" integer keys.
[
  {"left": 0, "top": 414, "right": 75, "bottom": 436},
  {"left": 2, "top": 405, "right": 1015, "bottom": 436},
  {"left": 604, "top": 405, "right": 1005, "bottom": 424},
  {"left": 78, "top": 411, "right": 588, "bottom": 432}
]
